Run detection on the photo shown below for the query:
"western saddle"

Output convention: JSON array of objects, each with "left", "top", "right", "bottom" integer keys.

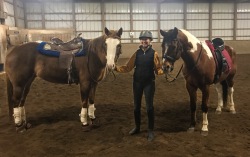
[
  {"left": 211, "top": 38, "right": 228, "bottom": 82},
  {"left": 49, "top": 33, "right": 83, "bottom": 85}
]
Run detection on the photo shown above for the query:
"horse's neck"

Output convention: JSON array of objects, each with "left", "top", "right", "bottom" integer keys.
[{"left": 181, "top": 43, "right": 202, "bottom": 70}]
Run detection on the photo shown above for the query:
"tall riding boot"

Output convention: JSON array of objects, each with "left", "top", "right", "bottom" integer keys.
[
  {"left": 129, "top": 110, "right": 140, "bottom": 135},
  {"left": 147, "top": 109, "right": 154, "bottom": 141}
]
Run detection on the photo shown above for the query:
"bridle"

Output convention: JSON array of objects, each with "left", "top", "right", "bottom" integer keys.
[
  {"left": 162, "top": 38, "right": 183, "bottom": 82},
  {"left": 163, "top": 39, "right": 182, "bottom": 63},
  {"left": 163, "top": 38, "right": 203, "bottom": 82},
  {"left": 87, "top": 36, "right": 121, "bottom": 83}
]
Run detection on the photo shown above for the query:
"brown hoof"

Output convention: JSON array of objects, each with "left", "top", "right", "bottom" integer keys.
[
  {"left": 15, "top": 122, "right": 32, "bottom": 133},
  {"left": 201, "top": 130, "right": 208, "bottom": 136},
  {"left": 187, "top": 127, "right": 195, "bottom": 133},
  {"left": 81, "top": 124, "right": 91, "bottom": 132},
  {"left": 90, "top": 118, "right": 100, "bottom": 129}
]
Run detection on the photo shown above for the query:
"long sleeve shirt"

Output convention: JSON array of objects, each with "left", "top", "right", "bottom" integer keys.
[{"left": 116, "top": 46, "right": 163, "bottom": 75}]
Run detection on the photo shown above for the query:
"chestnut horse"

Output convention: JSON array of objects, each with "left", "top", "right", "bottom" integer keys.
[
  {"left": 160, "top": 27, "right": 237, "bottom": 136},
  {"left": 5, "top": 27, "right": 123, "bottom": 132}
]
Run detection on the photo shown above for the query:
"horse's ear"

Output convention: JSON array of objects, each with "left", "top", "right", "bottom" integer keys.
[
  {"left": 117, "top": 27, "right": 123, "bottom": 37},
  {"left": 173, "top": 27, "right": 178, "bottom": 38},
  {"left": 104, "top": 27, "right": 110, "bottom": 36},
  {"left": 160, "top": 29, "right": 166, "bottom": 36},
  {"left": 77, "top": 33, "right": 82, "bottom": 37}
]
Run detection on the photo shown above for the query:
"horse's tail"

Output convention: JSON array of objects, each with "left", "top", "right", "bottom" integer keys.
[
  {"left": 6, "top": 74, "right": 13, "bottom": 119},
  {"left": 221, "top": 80, "right": 228, "bottom": 105}
]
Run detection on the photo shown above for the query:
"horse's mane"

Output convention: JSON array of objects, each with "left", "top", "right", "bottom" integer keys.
[
  {"left": 179, "top": 29, "right": 213, "bottom": 58},
  {"left": 88, "top": 35, "right": 106, "bottom": 54},
  {"left": 179, "top": 29, "right": 200, "bottom": 44}
]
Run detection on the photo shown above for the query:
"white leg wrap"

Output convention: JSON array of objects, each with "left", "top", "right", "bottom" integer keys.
[
  {"left": 202, "top": 113, "right": 208, "bottom": 132},
  {"left": 79, "top": 108, "right": 88, "bottom": 125},
  {"left": 19, "top": 106, "right": 26, "bottom": 122},
  {"left": 215, "top": 84, "right": 223, "bottom": 112},
  {"left": 88, "top": 104, "right": 96, "bottom": 119},
  {"left": 13, "top": 107, "right": 22, "bottom": 125}
]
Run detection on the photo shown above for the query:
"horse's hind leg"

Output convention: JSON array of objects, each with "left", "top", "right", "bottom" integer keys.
[
  {"left": 12, "top": 76, "right": 35, "bottom": 132},
  {"left": 6, "top": 74, "right": 14, "bottom": 120},
  {"left": 215, "top": 83, "right": 223, "bottom": 114},
  {"left": 215, "top": 80, "right": 236, "bottom": 114},
  {"left": 225, "top": 78, "right": 236, "bottom": 114},
  {"left": 18, "top": 76, "right": 35, "bottom": 128},
  {"left": 227, "top": 87, "right": 236, "bottom": 114},
  {"left": 12, "top": 84, "right": 26, "bottom": 129}
]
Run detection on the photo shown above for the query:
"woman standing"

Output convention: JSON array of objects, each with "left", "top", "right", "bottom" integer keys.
[{"left": 115, "top": 30, "right": 163, "bottom": 141}]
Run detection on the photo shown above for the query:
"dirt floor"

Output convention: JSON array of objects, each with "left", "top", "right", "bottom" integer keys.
[{"left": 0, "top": 54, "right": 249, "bottom": 157}]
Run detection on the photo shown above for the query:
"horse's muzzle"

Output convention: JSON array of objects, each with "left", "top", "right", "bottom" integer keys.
[
  {"left": 107, "top": 64, "right": 116, "bottom": 71},
  {"left": 163, "top": 64, "right": 174, "bottom": 74}
]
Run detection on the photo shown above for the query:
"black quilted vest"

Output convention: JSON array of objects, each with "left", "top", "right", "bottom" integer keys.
[{"left": 134, "top": 46, "right": 155, "bottom": 83}]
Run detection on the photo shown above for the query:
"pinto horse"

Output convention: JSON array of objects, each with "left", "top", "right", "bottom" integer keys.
[
  {"left": 160, "top": 27, "right": 237, "bottom": 135},
  {"left": 5, "top": 27, "right": 123, "bottom": 132}
]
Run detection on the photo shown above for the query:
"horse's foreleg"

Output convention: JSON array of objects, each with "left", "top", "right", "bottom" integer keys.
[
  {"left": 79, "top": 81, "right": 91, "bottom": 131},
  {"left": 215, "top": 83, "right": 223, "bottom": 114},
  {"left": 201, "top": 85, "right": 210, "bottom": 136},
  {"left": 88, "top": 83, "right": 100, "bottom": 127},
  {"left": 88, "top": 83, "right": 97, "bottom": 119},
  {"left": 186, "top": 83, "right": 197, "bottom": 133}
]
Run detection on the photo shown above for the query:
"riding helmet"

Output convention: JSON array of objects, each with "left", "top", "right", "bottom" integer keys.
[{"left": 139, "top": 30, "right": 153, "bottom": 41}]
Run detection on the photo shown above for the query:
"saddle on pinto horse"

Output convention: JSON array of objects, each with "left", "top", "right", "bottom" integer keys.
[
  {"left": 37, "top": 34, "right": 85, "bottom": 84},
  {"left": 206, "top": 38, "right": 231, "bottom": 82}
]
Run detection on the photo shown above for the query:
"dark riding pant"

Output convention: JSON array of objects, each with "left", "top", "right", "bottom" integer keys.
[{"left": 133, "top": 80, "right": 155, "bottom": 130}]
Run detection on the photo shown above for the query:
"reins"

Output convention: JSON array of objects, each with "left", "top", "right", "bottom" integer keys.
[{"left": 165, "top": 64, "right": 183, "bottom": 82}]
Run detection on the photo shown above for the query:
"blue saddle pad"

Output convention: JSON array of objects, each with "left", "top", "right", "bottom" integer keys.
[{"left": 36, "top": 41, "right": 86, "bottom": 57}]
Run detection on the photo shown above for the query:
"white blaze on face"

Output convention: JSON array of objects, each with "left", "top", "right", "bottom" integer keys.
[
  {"left": 180, "top": 29, "right": 213, "bottom": 59},
  {"left": 106, "top": 38, "right": 120, "bottom": 67}
]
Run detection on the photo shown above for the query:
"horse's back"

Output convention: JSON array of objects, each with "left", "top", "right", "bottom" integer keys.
[
  {"left": 5, "top": 42, "right": 39, "bottom": 79},
  {"left": 6, "top": 42, "right": 39, "bottom": 65}
]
